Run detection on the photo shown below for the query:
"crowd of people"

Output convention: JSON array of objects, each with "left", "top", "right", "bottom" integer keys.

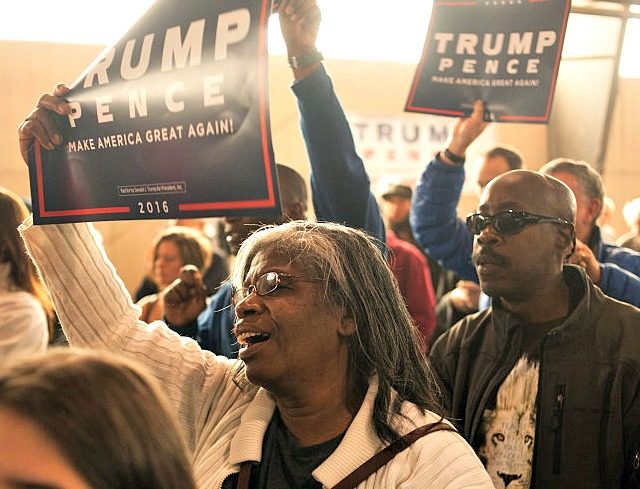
[{"left": 3, "top": 0, "right": 640, "bottom": 487}]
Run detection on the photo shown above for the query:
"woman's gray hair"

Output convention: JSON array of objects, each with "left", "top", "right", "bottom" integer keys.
[{"left": 232, "top": 220, "right": 442, "bottom": 443}]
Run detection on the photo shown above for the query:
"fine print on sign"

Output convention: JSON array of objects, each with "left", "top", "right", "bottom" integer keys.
[
  {"left": 29, "top": 0, "right": 279, "bottom": 224},
  {"left": 405, "top": 0, "right": 571, "bottom": 123}
]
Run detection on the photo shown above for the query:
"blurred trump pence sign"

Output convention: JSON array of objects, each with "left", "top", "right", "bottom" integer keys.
[
  {"left": 28, "top": 0, "right": 279, "bottom": 224},
  {"left": 405, "top": 0, "right": 571, "bottom": 122}
]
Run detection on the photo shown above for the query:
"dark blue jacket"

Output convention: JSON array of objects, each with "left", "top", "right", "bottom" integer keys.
[{"left": 410, "top": 157, "right": 640, "bottom": 307}]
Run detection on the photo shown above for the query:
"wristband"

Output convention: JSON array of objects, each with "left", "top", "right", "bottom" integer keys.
[
  {"left": 288, "top": 49, "right": 324, "bottom": 69},
  {"left": 444, "top": 148, "right": 466, "bottom": 165}
]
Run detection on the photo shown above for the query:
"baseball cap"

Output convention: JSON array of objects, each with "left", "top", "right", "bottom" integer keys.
[{"left": 380, "top": 182, "right": 412, "bottom": 200}]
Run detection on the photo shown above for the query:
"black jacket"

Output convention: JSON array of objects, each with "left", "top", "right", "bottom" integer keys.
[{"left": 430, "top": 265, "right": 640, "bottom": 488}]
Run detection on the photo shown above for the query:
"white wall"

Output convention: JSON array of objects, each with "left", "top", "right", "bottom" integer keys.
[{"left": 2, "top": 40, "right": 638, "bottom": 293}]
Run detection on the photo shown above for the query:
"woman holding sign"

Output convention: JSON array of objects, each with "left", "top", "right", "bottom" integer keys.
[{"left": 17, "top": 0, "right": 492, "bottom": 487}]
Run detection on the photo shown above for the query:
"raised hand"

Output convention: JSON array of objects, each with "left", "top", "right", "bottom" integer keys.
[
  {"left": 278, "top": 0, "right": 321, "bottom": 56},
  {"left": 163, "top": 265, "right": 208, "bottom": 327},
  {"left": 447, "top": 100, "right": 490, "bottom": 159},
  {"left": 18, "top": 84, "right": 71, "bottom": 163}
]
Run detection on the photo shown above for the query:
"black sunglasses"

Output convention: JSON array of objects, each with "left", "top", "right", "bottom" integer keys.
[{"left": 466, "top": 209, "right": 573, "bottom": 236}]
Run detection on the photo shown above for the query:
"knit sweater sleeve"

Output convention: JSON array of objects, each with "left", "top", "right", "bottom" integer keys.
[{"left": 18, "top": 216, "right": 248, "bottom": 449}]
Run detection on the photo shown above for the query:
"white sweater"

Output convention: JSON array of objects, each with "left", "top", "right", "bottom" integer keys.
[
  {"left": 20, "top": 217, "right": 493, "bottom": 489},
  {"left": 0, "top": 262, "right": 48, "bottom": 358}
]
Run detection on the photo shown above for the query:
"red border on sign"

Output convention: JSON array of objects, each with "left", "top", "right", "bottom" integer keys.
[
  {"left": 405, "top": 0, "right": 570, "bottom": 122},
  {"left": 35, "top": 0, "right": 276, "bottom": 218},
  {"left": 180, "top": 0, "right": 275, "bottom": 211},
  {"left": 35, "top": 142, "right": 130, "bottom": 217}
]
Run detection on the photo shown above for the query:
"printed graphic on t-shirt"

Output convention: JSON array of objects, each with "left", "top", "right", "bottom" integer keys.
[{"left": 478, "top": 357, "right": 539, "bottom": 488}]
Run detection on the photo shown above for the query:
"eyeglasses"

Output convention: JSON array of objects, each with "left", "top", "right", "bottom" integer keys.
[
  {"left": 466, "top": 209, "right": 572, "bottom": 236},
  {"left": 232, "top": 271, "right": 323, "bottom": 305}
]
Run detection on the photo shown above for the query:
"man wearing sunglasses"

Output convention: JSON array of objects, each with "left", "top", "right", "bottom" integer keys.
[
  {"left": 411, "top": 104, "right": 640, "bottom": 310},
  {"left": 410, "top": 101, "right": 523, "bottom": 340},
  {"left": 410, "top": 100, "right": 523, "bottom": 284},
  {"left": 430, "top": 169, "right": 640, "bottom": 488}
]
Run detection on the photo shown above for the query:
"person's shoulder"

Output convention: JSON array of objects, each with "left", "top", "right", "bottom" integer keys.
[
  {"left": 0, "top": 288, "right": 37, "bottom": 304},
  {"left": 598, "top": 293, "right": 640, "bottom": 323},
  {"left": 590, "top": 275, "right": 640, "bottom": 312},
  {"left": 602, "top": 241, "right": 640, "bottom": 265},
  {"left": 430, "top": 308, "right": 493, "bottom": 363},
  {"left": 441, "top": 308, "right": 492, "bottom": 342},
  {"left": 0, "top": 290, "right": 46, "bottom": 318},
  {"left": 0, "top": 290, "right": 47, "bottom": 335},
  {"left": 406, "top": 411, "right": 493, "bottom": 487},
  {"left": 589, "top": 288, "right": 640, "bottom": 351},
  {"left": 387, "top": 236, "right": 428, "bottom": 264}
]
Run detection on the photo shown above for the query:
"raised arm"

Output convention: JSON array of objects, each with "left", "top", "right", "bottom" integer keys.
[
  {"left": 598, "top": 245, "right": 640, "bottom": 307},
  {"left": 17, "top": 92, "right": 248, "bottom": 447},
  {"left": 410, "top": 101, "right": 488, "bottom": 281},
  {"left": 279, "top": 0, "right": 385, "bottom": 245},
  {"left": 599, "top": 262, "right": 640, "bottom": 307}
]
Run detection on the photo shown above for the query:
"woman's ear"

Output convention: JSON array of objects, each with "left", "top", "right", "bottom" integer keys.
[{"left": 337, "top": 307, "right": 356, "bottom": 337}]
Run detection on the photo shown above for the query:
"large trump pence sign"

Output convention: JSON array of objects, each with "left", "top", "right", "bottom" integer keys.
[
  {"left": 405, "top": 0, "right": 570, "bottom": 122},
  {"left": 29, "top": 0, "right": 279, "bottom": 224}
]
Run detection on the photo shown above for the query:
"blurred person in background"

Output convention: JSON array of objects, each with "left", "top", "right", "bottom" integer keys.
[
  {"left": 377, "top": 178, "right": 458, "bottom": 302},
  {"left": 134, "top": 218, "right": 229, "bottom": 301},
  {"left": 540, "top": 159, "right": 640, "bottom": 307},
  {"left": 0, "top": 348, "right": 196, "bottom": 489},
  {"left": 376, "top": 180, "right": 436, "bottom": 350},
  {"left": 137, "top": 225, "right": 212, "bottom": 324},
  {"left": 0, "top": 186, "right": 53, "bottom": 357},
  {"left": 618, "top": 197, "right": 640, "bottom": 252},
  {"left": 596, "top": 195, "right": 618, "bottom": 244}
]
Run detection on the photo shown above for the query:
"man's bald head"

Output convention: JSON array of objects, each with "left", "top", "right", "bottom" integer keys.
[
  {"left": 482, "top": 170, "right": 577, "bottom": 225},
  {"left": 276, "top": 164, "right": 308, "bottom": 217},
  {"left": 224, "top": 164, "right": 308, "bottom": 255}
]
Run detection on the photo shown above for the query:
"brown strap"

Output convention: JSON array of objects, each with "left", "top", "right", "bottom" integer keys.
[
  {"left": 235, "top": 422, "right": 456, "bottom": 489},
  {"left": 330, "top": 421, "right": 457, "bottom": 489},
  {"left": 237, "top": 461, "right": 253, "bottom": 489}
]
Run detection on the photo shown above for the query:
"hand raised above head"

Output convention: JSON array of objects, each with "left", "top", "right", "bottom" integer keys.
[
  {"left": 278, "top": 0, "right": 321, "bottom": 56},
  {"left": 18, "top": 84, "right": 72, "bottom": 164},
  {"left": 445, "top": 100, "right": 490, "bottom": 160},
  {"left": 163, "top": 265, "right": 208, "bottom": 327}
]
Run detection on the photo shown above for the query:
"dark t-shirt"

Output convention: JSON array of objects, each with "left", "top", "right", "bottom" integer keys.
[{"left": 222, "top": 410, "right": 344, "bottom": 489}]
